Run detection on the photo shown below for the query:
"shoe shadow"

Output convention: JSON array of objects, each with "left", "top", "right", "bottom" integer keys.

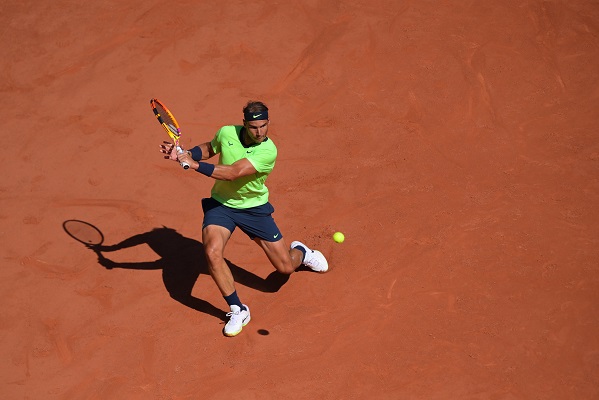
[{"left": 84, "top": 225, "right": 291, "bottom": 322}]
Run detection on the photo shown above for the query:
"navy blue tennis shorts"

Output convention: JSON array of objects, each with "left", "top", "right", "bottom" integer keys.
[{"left": 201, "top": 197, "right": 283, "bottom": 242}]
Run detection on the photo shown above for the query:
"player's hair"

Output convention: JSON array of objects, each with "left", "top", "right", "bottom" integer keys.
[{"left": 243, "top": 101, "right": 268, "bottom": 114}]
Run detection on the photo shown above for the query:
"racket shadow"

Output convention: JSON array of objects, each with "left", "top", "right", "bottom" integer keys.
[{"left": 89, "top": 225, "right": 290, "bottom": 321}]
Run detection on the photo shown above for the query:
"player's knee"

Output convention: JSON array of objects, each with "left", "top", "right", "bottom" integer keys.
[
  {"left": 203, "top": 244, "right": 224, "bottom": 265},
  {"left": 275, "top": 260, "right": 295, "bottom": 275}
]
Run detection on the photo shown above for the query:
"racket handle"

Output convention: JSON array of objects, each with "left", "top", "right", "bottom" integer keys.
[{"left": 176, "top": 146, "right": 190, "bottom": 170}]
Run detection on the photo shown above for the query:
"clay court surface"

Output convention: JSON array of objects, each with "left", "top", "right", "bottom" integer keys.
[{"left": 2, "top": 1, "right": 599, "bottom": 398}]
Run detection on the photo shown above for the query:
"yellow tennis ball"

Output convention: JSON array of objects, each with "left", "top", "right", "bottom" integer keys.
[{"left": 333, "top": 232, "right": 345, "bottom": 243}]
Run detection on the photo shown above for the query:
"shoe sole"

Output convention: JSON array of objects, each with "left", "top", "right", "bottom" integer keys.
[{"left": 223, "top": 315, "right": 251, "bottom": 337}]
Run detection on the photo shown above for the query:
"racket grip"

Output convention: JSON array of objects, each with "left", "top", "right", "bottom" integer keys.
[{"left": 176, "top": 146, "right": 190, "bottom": 170}]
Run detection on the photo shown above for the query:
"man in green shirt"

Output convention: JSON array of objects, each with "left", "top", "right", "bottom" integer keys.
[{"left": 161, "top": 101, "right": 328, "bottom": 337}]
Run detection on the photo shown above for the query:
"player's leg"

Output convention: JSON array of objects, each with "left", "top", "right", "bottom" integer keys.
[
  {"left": 201, "top": 198, "right": 250, "bottom": 337},
  {"left": 202, "top": 224, "right": 235, "bottom": 295},
  {"left": 236, "top": 201, "right": 329, "bottom": 273},
  {"left": 203, "top": 224, "right": 251, "bottom": 337},
  {"left": 255, "top": 237, "right": 329, "bottom": 273},
  {"left": 253, "top": 237, "right": 303, "bottom": 274}
]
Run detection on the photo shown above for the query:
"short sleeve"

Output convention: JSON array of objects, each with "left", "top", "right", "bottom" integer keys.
[
  {"left": 210, "top": 127, "right": 223, "bottom": 154},
  {"left": 246, "top": 145, "right": 277, "bottom": 173}
]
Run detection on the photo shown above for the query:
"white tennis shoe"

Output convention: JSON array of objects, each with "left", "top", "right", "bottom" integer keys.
[
  {"left": 224, "top": 304, "right": 251, "bottom": 337},
  {"left": 291, "top": 241, "right": 329, "bottom": 272}
]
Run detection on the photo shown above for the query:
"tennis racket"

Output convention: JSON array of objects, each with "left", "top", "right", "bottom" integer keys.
[
  {"left": 63, "top": 220, "right": 104, "bottom": 249},
  {"left": 150, "top": 98, "right": 190, "bottom": 169}
]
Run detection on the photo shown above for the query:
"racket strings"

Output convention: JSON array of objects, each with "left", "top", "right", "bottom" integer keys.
[
  {"left": 155, "top": 104, "right": 180, "bottom": 138},
  {"left": 63, "top": 220, "right": 104, "bottom": 246}
]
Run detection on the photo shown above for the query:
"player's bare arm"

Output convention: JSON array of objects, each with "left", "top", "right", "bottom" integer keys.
[
  {"left": 166, "top": 141, "right": 256, "bottom": 181},
  {"left": 184, "top": 157, "right": 256, "bottom": 181},
  {"left": 208, "top": 158, "right": 257, "bottom": 181}
]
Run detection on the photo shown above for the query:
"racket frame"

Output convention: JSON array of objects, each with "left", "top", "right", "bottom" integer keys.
[
  {"left": 63, "top": 220, "right": 105, "bottom": 248},
  {"left": 150, "top": 98, "right": 190, "bottom": 169}
]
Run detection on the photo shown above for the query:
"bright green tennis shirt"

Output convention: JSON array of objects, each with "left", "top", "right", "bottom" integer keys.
[{"left": 210, "top": 125, "right": 277, "bottom": 209}]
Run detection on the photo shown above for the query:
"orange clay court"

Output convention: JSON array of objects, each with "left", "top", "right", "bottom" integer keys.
[{"left": 1, "top": 1, "right": 598, "bottom": 399}]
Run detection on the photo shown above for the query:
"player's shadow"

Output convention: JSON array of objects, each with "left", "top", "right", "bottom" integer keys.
[{"left": 93, "top": 226, "right": 291, "bottom": 321}]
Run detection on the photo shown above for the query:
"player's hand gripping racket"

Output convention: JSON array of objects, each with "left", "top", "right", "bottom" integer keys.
[{"left": 150, "top": 98, "right": 190, "bottom": 169}]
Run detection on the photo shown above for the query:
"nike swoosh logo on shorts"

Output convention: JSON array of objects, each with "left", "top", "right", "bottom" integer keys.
[{"left": 273, "top": 233, "right": 279, "bottom": 238}]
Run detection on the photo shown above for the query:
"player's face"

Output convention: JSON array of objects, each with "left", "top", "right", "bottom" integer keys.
[{"left": 244, "top": 120, "right": 269, "bottom": 143}]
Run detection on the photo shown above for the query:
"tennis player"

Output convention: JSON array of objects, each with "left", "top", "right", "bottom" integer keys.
[{"left": 160, "top": 101, "right": 328, "bottom": 337}]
